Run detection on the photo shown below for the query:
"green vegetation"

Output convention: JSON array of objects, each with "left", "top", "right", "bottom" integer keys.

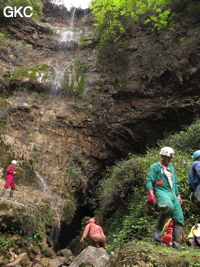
[
  {"left": 90, "top": 0, "right": 172, "bottom": 45},
  {"left": 11, "top": 64, "right": 56, "bottom": 85},
  {"left": 109, "top": 239, "right": 200, "bottom": 266},
  {"left": 0, "top": 33, "right": 8, "bottom": 46},
  {"left": 0, "top": 0, "right": 43, "bottom": 20},
  {"left": 0, "top": 98, "right": 12, "bottom": 133},
  {"left": 65, "top": 164, "right": 88, "bottom": 195},
  {"left": 0, "top": 235, "right": 14, "bottom": 249},
  {"left": 62, "top": 60, "right": 87, "bottom": 94},
  {"left": 97, "top": 118, "right": 200, "bottom": 256},
  {"left": 90, "top": 0, "right": 200, "bottom": 46},
  {"left": 0, "top": 202, "right": 51, "bottom": 247}
]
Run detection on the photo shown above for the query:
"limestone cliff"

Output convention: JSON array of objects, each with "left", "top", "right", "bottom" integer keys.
[{"left": 0, "top": 0, "right": 199, "bottom": 256}]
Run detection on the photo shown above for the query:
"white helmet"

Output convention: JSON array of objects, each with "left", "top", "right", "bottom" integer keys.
[
  {"left": 159, "top": 147, "right": 175, "bottom": 157},
  {"left": 11, "top": 160, "right": 17, "bottom": 164}
]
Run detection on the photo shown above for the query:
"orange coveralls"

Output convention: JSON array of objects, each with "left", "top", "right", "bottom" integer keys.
[{"left": 81, "top": 222, "right": 106, "bottom": 248}]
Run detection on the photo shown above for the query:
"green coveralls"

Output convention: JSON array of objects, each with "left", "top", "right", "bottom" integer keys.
[{"left": 146, "top": 161, "right": 184, "bottom": 226}]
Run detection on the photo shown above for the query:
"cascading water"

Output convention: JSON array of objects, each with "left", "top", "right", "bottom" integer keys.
[
  {"left": 70, "top": 7, "right": 76, "bottom": 27},
  {"left": 34, "top": 171, "right": 49, "bottom": 190},
  {"left": 52, "top": 69, "right": 64, "bottom": 90},
  {"left": 49, "top": 196, "right": 66, "bottom": 250},
  {"left": 51, "top": 8, "right": 83, "bottom": 91},
  {"left": 34, "top": 170, "right": 66, "bottom": 249},
  {"left": 57, "top": 8, "right": 81, "bottom": 51}
]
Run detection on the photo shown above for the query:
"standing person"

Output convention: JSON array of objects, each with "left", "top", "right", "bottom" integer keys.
[
  {"left": 80, "top": 218, "right": 106, "bottom": 249},
  {"left": 146, "top": 147, "right": 185, "bottom": 249},
  {"left": 1, "top": 160, "right": 18, "bottom": 198},
  {"left": 188, "top": 150, "right": 200, "bottom": 207}
]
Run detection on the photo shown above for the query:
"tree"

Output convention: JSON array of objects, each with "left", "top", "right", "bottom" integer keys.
[{"left": 90, "top": 0, "right": 173, "bottom": 45}]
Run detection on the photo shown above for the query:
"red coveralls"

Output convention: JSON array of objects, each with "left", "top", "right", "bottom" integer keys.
[
  {"left": 81, "top": 222, "right": 106, "bottom": 249},
  {"left": 162, "top": 219, "right": 184, "bottom": 246},
  {"left": 4, "top": 165, "right": 16, "bottom": 189}
]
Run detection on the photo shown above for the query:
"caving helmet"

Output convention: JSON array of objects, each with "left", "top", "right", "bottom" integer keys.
[
  {"left": 87, "top": 218, "right": 96, "bottom": 223},
  {"left": 159, "top": 147, "right": 175, "bottom": 157},
  {"left": 193, "top": 150, "right": 200, "bottom": 160},
  {"left": 11, "top": 160, "right": 17, "bottom": 164}
]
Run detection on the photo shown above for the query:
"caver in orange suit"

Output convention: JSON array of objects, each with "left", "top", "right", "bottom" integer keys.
[{"left": 80, "top": 218, "right": 106, "bottom": 249}]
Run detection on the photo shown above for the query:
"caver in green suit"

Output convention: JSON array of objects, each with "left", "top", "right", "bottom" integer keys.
[
  {"left": 146, "top": 161, "right": 184, "bottom": 226},
  {"left": 146, "top": 147, "right": 185, "bottom": 249}
]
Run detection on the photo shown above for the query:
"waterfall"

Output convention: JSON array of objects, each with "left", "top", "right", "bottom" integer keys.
[
  {"left": 49, "top": 196, "right": 66, "bottom": 250},
  {"left": 50, "top": 221, "right": 61, "bottom": 251},
  {"left": 52, "top": 68, "right": 64, "bottom": 91},
  {"left": 70, "top": 8, "right": 76, "bottom": 27},
  {"left": 52, "top": 8, "right": 82, "bottom": 91},
  {"left": 34, "top": 171, "right": 49, "bottom": 190},
  {"left": 34, "top": 170, "right": 65, "bottom": 249}
]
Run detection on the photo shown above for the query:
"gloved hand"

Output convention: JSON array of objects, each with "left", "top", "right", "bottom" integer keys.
[
  {"left": 80, "top": 237, "right": 85, "bottom": 243},
  {"left": 147, "top": 190, "right": 156, "bottom": 206},
  {"left": 177, "top": 195, "right": 183, "bottom": 205}
]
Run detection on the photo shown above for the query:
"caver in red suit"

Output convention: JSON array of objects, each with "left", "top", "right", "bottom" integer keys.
[
  {"left": 5, "top": 164, "right": 16, "bottom": 189},
  {"left": 80, "top": 218, "right": 106, "bottom": 249},
  {"left": 1, "top": 160, "right": 18, "bottom": 198}
]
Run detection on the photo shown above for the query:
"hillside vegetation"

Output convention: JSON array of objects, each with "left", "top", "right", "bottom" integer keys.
[{"left": 96, "top": 118, "right": 200, "bottom": 265}]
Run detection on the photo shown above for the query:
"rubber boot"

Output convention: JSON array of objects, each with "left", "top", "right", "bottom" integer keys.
[
  {"left": 153, "top": 213, "right": 169, "bottom": 242},
  {"left": 10, "top": 189, "right": 14, "bottom": 198},
  {"left": 172, "top": 224, "right": 187, "bottom": 250},
  {"left": 1, "top": 187, "right": 7, "bottom": 197}
]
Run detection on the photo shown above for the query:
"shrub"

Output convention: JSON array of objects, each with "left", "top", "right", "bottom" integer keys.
[{"left": 0, "top": 235, "right": 14, "bottom": 249}]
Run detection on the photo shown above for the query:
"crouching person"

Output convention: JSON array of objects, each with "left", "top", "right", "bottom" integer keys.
[
  {"left": 80, "top": 218, "right": 106, "bottom": 249},
  {"left": 186, "top": 221, "right": 200, "bottom": 247}
]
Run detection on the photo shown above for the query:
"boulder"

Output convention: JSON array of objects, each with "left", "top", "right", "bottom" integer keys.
[
  {"left": 69, "top": 246, "right": 109, "bottom": 267},
  {"left": 56, "top": 248, "right": 73, "bottom": 258},
  {"left": 48, "top": 257, "right": 65, "bottom": 267},
  {"left": 6, "top": 252, "right": 32, "bottom": 267}
]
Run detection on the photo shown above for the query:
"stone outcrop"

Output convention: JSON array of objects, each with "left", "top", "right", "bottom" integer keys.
[{"left": 69, "top": 246, "right": 109, "bottom": 267}]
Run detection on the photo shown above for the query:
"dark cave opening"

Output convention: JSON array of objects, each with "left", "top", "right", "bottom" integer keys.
[{"left": 51, "top": 204, "right": 94, "bottom": 252}]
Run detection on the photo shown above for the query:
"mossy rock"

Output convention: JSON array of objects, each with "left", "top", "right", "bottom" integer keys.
[
  {"left": 11, "top": 64, "right": 56, "bottom": 86},
  {"left": 62, "top": 60, "right": 87, "bottom": 94}
]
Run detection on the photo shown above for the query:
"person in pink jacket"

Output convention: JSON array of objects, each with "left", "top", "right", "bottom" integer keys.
[
  {"left": 80, "top": 218, "right": 106, "bottom": 249},
  {"left": 1, "top": 160, "right": 18, "bottom": 198}
]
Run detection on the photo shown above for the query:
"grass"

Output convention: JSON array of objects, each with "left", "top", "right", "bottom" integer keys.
[{"left": 109, "top": 239, "right": 200, "bottom": 266}]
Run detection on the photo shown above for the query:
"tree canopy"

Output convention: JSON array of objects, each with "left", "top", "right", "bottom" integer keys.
[{"left": 89, "top": 0, "right": 175, "bottom": 44}]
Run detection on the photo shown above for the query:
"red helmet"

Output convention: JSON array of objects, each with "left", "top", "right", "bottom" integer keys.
[{"left": 87, "top": 218, "right": 96, "bottom": 223}]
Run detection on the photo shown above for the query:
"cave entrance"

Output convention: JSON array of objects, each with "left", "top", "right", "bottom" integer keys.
[{"left": 52, "top": 204, "right": 94, "bottom": 252}]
